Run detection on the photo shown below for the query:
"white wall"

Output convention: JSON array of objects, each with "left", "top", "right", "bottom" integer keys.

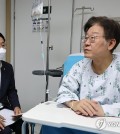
[
  {"left": 0, "top": 0, "right": 6, "bottom": 36},
  {"left": 12, "top": 0, "right": 120, "bottom": 112}
]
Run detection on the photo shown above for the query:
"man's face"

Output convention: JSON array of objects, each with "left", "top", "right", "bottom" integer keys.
[
  {"left": 83, "top": 24, "right": 111, "bottom": 59},
  {"left": 0, "top": 37, "right": 5, "bottom": 48}
]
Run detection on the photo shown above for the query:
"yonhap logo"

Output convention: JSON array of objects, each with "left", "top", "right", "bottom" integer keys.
[
  {"left": 95, "top": 118, "right": 120, "bottom": 130},
  {"left": 95, "top": 118, "right": 107, "bottom": 130}
]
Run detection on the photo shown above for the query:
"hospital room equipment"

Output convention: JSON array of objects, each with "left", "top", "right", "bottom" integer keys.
[
  {"left": 76, "top": 6, "right": 94, "bottom": 52},
  {"left": 31, "top": 0, "right": 94, "bottom": 102},
  {"left": 70, "top": 0, "right": 94, "bottom": 53},
  {"left": 31, "top": 0, "right": 63, "bottom": 102},
  {"left": 22, "top": 101, "right": 120, "bottom": 134}
]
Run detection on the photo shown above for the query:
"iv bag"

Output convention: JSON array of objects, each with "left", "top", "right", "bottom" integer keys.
[{"left": 31, "top": 0, "right": 43, "bottom": 20}]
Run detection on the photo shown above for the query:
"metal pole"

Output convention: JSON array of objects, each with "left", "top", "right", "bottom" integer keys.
[
  {"left": 45, "top": 0, "right": 51, "bottom": 102},
  {"left": 74, "top": 7, "right": 94, "bottom": 52},
  {"left": 80, "top": 6, "right": 84, "bottom": 52},
  {"left": 70, "top": 0, "right": 75, "bottom": 54}
]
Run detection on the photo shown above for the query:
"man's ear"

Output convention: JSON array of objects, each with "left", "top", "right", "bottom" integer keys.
[{"left": 108, "top": 39, "right": 116, "bottom": 51}]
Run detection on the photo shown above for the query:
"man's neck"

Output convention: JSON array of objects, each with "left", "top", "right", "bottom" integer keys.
[{"left": 91, "top": 54, "right": 113, "bottom": 75}]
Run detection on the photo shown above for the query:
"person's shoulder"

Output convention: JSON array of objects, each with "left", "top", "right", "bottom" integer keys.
[
  {"left": 113, "top": 53, "right": 120, "bottom": 61},
  {"left": 73, "top": 57, "right": 91, "bottom": 71},
  {"left": 1, "top": 60, "right": 13, "bottom": 68},
  {"left": 77, "top": 57, "right": 91, "bottom": 65}
]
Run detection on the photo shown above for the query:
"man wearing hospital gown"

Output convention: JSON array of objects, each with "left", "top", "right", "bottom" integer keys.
[{"left": 40, "top": 16, "right": 120, "bottom": 134}]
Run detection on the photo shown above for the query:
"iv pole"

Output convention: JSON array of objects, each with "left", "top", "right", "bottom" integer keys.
[
  {"left": 45, "top": 0, "right": 51, "bottom": 102},
  {"left": 32, "top": 0, "right": 51, "bottom": 102},
  {"left": 74, "top": 6, "right": 94, "bottom": 52},
  {"left": 43, "top": 0, "right": 62, "bottom": 101},
  {"left": 32, "top": 0, "right": 63, "bottom": 102},
  {"left": 70, "top": 0, "right": 75, "bottom": 54}
]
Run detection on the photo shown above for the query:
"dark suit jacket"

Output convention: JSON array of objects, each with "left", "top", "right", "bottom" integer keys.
[{"left": 0, "top": 60, "right": 20, "bottom": 110}]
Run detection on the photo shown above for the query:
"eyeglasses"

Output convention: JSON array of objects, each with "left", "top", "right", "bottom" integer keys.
[
  {"left": 82, "top": 35, "right": 105, "bottom": 43},
  {"left": 0, "top": 42, "right": 6, "bottom": 48}
]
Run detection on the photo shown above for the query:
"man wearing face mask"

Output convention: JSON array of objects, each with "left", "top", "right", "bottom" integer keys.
[{"left": 0, "top": 33, "right": 27, "bottom": 134}]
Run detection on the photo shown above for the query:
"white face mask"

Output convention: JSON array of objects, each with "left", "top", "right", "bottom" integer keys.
[{"left": 0, "top": 48, "right": 6, "bottom": 61}]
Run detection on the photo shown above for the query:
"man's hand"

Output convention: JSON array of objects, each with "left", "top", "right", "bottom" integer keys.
[
  {"left": 0, "top": 115, "right": 5, "bottom": 130},
  {"left": 91, "top": 100, "right": 104, "bottom": 116},
  {"left": 14, "top": 107, "right": 22, "bottom": 115},
  {"left": 66, "top": 99, "right": 104, "bottom": 117}
]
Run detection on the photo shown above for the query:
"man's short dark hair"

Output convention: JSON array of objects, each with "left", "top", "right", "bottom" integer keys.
[
  {"left": 0, "top": 33, "right": 5, "bottom": 42},
  {"left": 84, "top": 16, "right": 120, "bottom": 52}
]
